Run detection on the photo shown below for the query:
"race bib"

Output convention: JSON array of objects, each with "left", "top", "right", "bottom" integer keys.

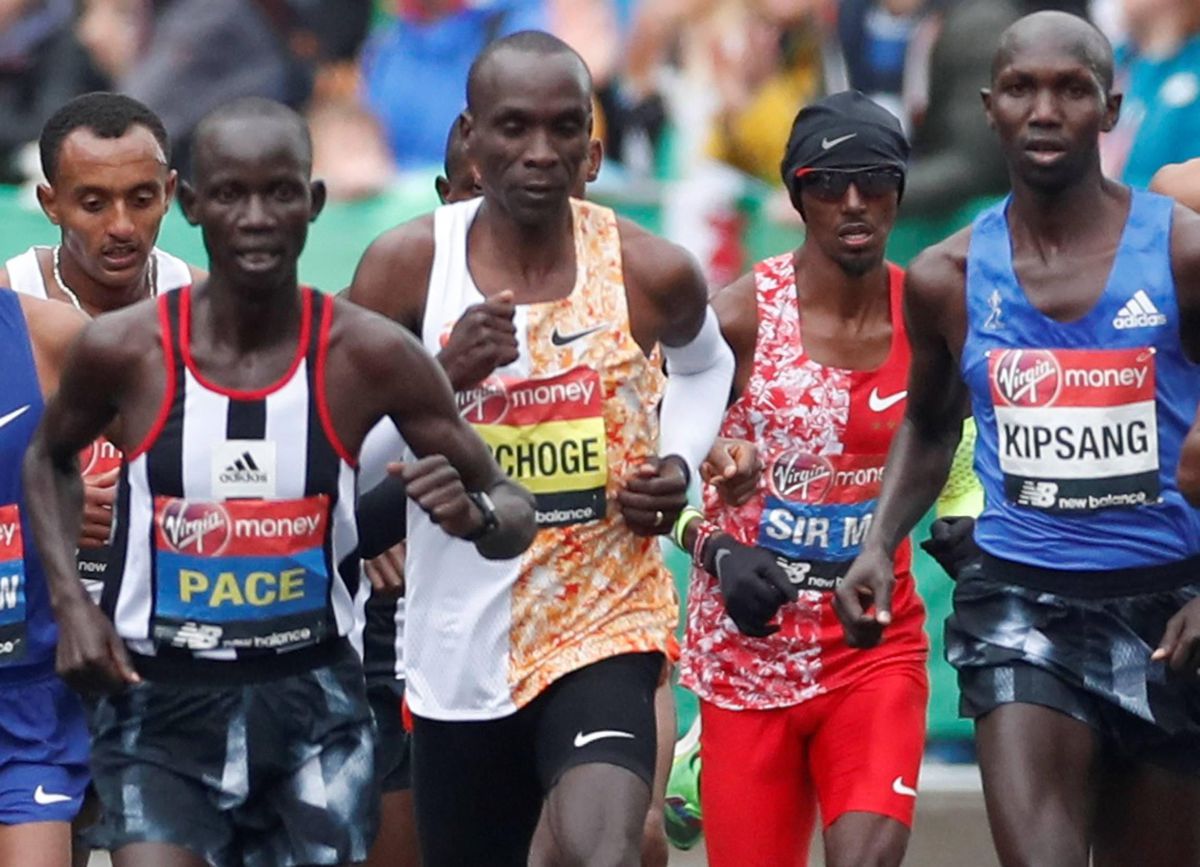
[
  {"left": 77, "top": 436, "right": 122, "bottom": 602},
  {"left": 989, "top": 347, "right": 1160, "bottom": 512},
  {"left": 459, "top": 367, "right": 608, "bottom": 527},
  {"left": 0, "top": 504, "right": 27, "bottom": 664},
  {"left": 151, "top": 496, "right": 331, "bottom": 652},
  {"left": 756, "top": 452, "right": 886, "bottom": 593}
]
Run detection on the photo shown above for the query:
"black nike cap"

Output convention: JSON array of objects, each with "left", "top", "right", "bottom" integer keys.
[{"left": 780, "top": 90, "right": 910, "bottom": 202}]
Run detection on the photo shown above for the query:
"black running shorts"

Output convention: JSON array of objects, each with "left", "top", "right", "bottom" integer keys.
[
  {"left": 87, "top": 640, "right": 379, "bottom": 867},
  {"left": 369, "top": 679, "right": 412, "bottom": 793},
  {"left": 411, "top": 651, "right": 662, "bottom": 866},
  {"left": 947, "top": 564, "right": 1200, "bottom": 776}
]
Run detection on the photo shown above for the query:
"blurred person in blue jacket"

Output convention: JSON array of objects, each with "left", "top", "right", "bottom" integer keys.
[
  {"left": 1103, "top": 0, "right": 1200, "bottom": 187},
  {"left": 362, "top": 0, "right": 548, "bottom": 169}
]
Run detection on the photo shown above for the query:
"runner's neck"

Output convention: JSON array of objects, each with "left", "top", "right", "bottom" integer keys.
[
  {"left": 50, "top": 244, "right": 155, "bottom": 315},
  {"left": 470, "top": 196, "right": 576, "bottom": 289}
]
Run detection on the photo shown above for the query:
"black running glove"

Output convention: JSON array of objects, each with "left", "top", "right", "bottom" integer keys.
[
  {"left": 702, "top": 535, "right": 799, "bottom": 637},
  {"left": 920, "top": 516, "right": 982, "bottom": 581}
]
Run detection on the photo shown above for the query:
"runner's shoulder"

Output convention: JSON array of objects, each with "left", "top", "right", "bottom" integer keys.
[
  {"left": 615, "top": 217, "right": 706, "bottom": 304},
  {"left": 70, "top": 296, "right": 163, "bottom": 368},
  {"left": 347, "top": 214, "right": 436, "bottom": 323},
  {"left": 326, "top": 294, "right": 428, "bottom": 378},
  {"left": 16, "top": 291, "right": 88, "bottom": 357},
  {"left": 905, "top": 226, "right": 971, "bottom": 304},
  {"left": 1168, "top": 199, "right": 1200, "bottom": 272}
]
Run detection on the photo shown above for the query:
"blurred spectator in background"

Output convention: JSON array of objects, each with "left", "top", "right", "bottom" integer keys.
[
  {"left": 900, "top": 0, "right": 1091, "bottom": 220},
  {"left": 78, "top": 0, "right": 368, "bottom": 176},
  {"left": 361, "top": 0, "right": 547, "bottom": 170},
  {"left": 836, "top": 0, "right": 929, "bottom": 129},
  {"left": 1102, "top": 0, "right": 1200, "bottom": 187},
  {"left": 705, "top": 0, "right": 831, "bottom": 185},
  {"left": 623, "top": 0, "right": 834, "bottom": 185},
  {"left": 0, "top": 0, "right": 104, "bottom": 183}
]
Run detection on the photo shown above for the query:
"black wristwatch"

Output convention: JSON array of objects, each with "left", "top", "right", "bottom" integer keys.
[{"left": 463, "top": 490, "right": 500, "bottom": 542}]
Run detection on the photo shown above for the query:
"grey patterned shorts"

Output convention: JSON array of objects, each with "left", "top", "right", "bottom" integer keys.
[
  {"left": 87, "top": 642, "right": 378, "bottom": 866},
  {"left": 946, "top": 561, "right": 1200, "bottom": 776}
]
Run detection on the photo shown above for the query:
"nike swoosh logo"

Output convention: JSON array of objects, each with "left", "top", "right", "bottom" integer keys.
[
  {"left": 551, "top": 324, "right": 608, "bottom": 347},
  {"left": 0, "top": 405, "right": 31, "bottom": 431},
  {"left": 892, "top": 776, "right": 918, "bottom": 798},
  {"left": 868, "top": 388, "right": 907, "bottom": 413},
  {"left": 574, "top": 730, "right": 636, "bottom": 748},
  {"left": 714, "top": 548, "right": 732, "bottom": 580},
  {"left": 821, "top": 133, "right": 857, "bottom": 150},
  {"left": 34, "top": 785, "right": 73, "bottom": 805}
]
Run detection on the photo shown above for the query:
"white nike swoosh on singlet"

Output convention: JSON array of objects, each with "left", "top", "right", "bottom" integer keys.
[
  {"left": 33, "top": 785, "right": 73, "bottom": 805},
  {"left": 0, "top": 405, "right": 31, "bottom": 431},
  {"left": 574, "top": 730, "right": 636, "bottom": 748},
  {"left": 868, "top": 388, "right": 907, "bottom": 413},
  {"left": 891, "top": 776, "right": 918, "bottom": 798}
]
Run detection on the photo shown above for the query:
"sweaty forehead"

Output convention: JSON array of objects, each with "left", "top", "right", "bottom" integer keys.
[
  {"left": 995, "top": 20, "right": 1111, "bottom": 85},
  {"left": 58, "top": 126, "right": 167, "bottom": 183},
  {"left": 194, "top": 116, "right": 310, "bottom": 181},
  {"left": 476, "top": 50, "right": 590, "bottom": 113}
]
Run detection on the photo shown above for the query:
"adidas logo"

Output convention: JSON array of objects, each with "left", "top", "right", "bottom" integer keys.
[
  {"left": 218, "top": 451, "right": 269, "bottom": 485},
  {"left": 1113, "top": 290, "right": 1167, "bottom": 329}
]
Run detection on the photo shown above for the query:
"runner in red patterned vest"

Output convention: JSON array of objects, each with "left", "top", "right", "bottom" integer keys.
[{"left": 675, "top": 91, "right": 928, "bottom": 867}]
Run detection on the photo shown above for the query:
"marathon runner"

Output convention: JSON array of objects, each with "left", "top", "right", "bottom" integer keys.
[
  {"left": 4, "top": 92, "right": 200, "bottom": 607},
  {"left": 675, "top": 91, "right": 929, "bottom": 867},
  {"left": 837, "top": 12, "right": 1200, "bottom": 866},
  {"left": 23, "top": 97, "right": 535, "bottom": 867},
  {"left": 0, "top": 290, "right": 88, "bottom": 867},
  {"left": 348, "top": 30, "right": 734, "bottom": 867}
]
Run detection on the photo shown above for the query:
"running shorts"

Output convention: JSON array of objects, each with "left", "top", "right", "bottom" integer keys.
[
  {"left": 87, "top": 640, "right": 378, "bottom": 866},
  {"left": 0, "top": 674, "right": 89, "bottom": 824},
  {"left": 369, "top": 679, "right": 412, "bottom": 793},
  {"left": 411, "top": 651, "right": 662, "bottom": 867},
  {"left": 947, "top": 564, "right": 1200, "bottom": 776},
  {"left": 697, "top": 663, "right": 928, "bottom": 867}
]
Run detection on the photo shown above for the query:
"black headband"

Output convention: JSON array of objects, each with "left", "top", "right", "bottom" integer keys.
[{"left": 780, "top": 90, "right": 910, "bottom": 201}]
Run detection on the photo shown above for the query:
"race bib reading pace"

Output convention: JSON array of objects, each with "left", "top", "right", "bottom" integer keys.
[
  {"left": 151, "top": 495, "right": 330, "bottom": 652},
  {"left": 0, "top": 504, "right": 27, "bottom": 664},
  {"left": 989, "top": 348, "right": 1160, "bottom": 512},
  {"left": 77, "top": 437, "right": 122, "bottom": 600},
  {"left": 757, "top": 452, "right": 885, "bottom": 592},
  {"left": 458, "top": 367, "right": 608, "bottom": 527}
]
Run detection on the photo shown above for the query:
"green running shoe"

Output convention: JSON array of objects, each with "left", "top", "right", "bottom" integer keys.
[{"left": 664, "top": 719, "right": 702, "bottom": 850}]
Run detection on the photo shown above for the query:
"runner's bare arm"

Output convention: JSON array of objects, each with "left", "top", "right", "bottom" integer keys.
[
  {"left": 1152, "top": 159, "right": 1200, "bottom": 214},
  {"left": 618, "top": 227, "right": 735, "bottom": 535},
  {"left": 23, "top": 315, "right": 143, "bottom": 692},
  {"left": 330, "top": 303, "right": 536, "bottom": 560},
  {"left": 346, "top": 217, "right": 437, "bottom": 334},
  {"left": 1169, "top": 204, "right": 1200, "bottom": 504},
  {"left": 18, "top": 293, "right": 89, "bottom": 401},
  {"left": 695, "top": 273, "right": 763, "bottom": 506},
  {"left": 835, "top": 235, "right": 970, "bottom": 648}
]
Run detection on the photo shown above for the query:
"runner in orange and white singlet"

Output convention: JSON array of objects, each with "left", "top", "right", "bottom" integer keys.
[{"left": 348, "top": 32, "right": 734, "bottom": 867}]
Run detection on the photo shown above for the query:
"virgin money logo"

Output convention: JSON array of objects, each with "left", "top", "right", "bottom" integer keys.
[
  {"left": 458, "top": 378, "right": 508, "bottom": 425},
  {"left": 993, "top": 349, "right": 1062, "bottom": 408},
  {"left": 769, "top": 452, "right": 834, "bottom": 504},
  {"left": 159, "top": 501, "right": 231, "bottom": 556},
  {"left": 79, "top": 438, "right": 121, "bottom": 476}
]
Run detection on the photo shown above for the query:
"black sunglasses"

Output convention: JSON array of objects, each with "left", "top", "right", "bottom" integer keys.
[{"left": 795, "top": 168, "right": 904, "bottom": 202}]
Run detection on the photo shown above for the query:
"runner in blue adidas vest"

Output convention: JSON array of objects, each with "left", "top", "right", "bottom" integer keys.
[
  {"left": 0, "top": 289, "right": 88, "bottom": 866},
  {"left": 835, "top": 11, "right": 1200, "bottom": 867}
]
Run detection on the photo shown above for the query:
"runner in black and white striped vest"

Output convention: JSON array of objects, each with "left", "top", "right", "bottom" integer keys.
[{"left": 23, "top": 97, "right": 535, "bottom": 867}]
